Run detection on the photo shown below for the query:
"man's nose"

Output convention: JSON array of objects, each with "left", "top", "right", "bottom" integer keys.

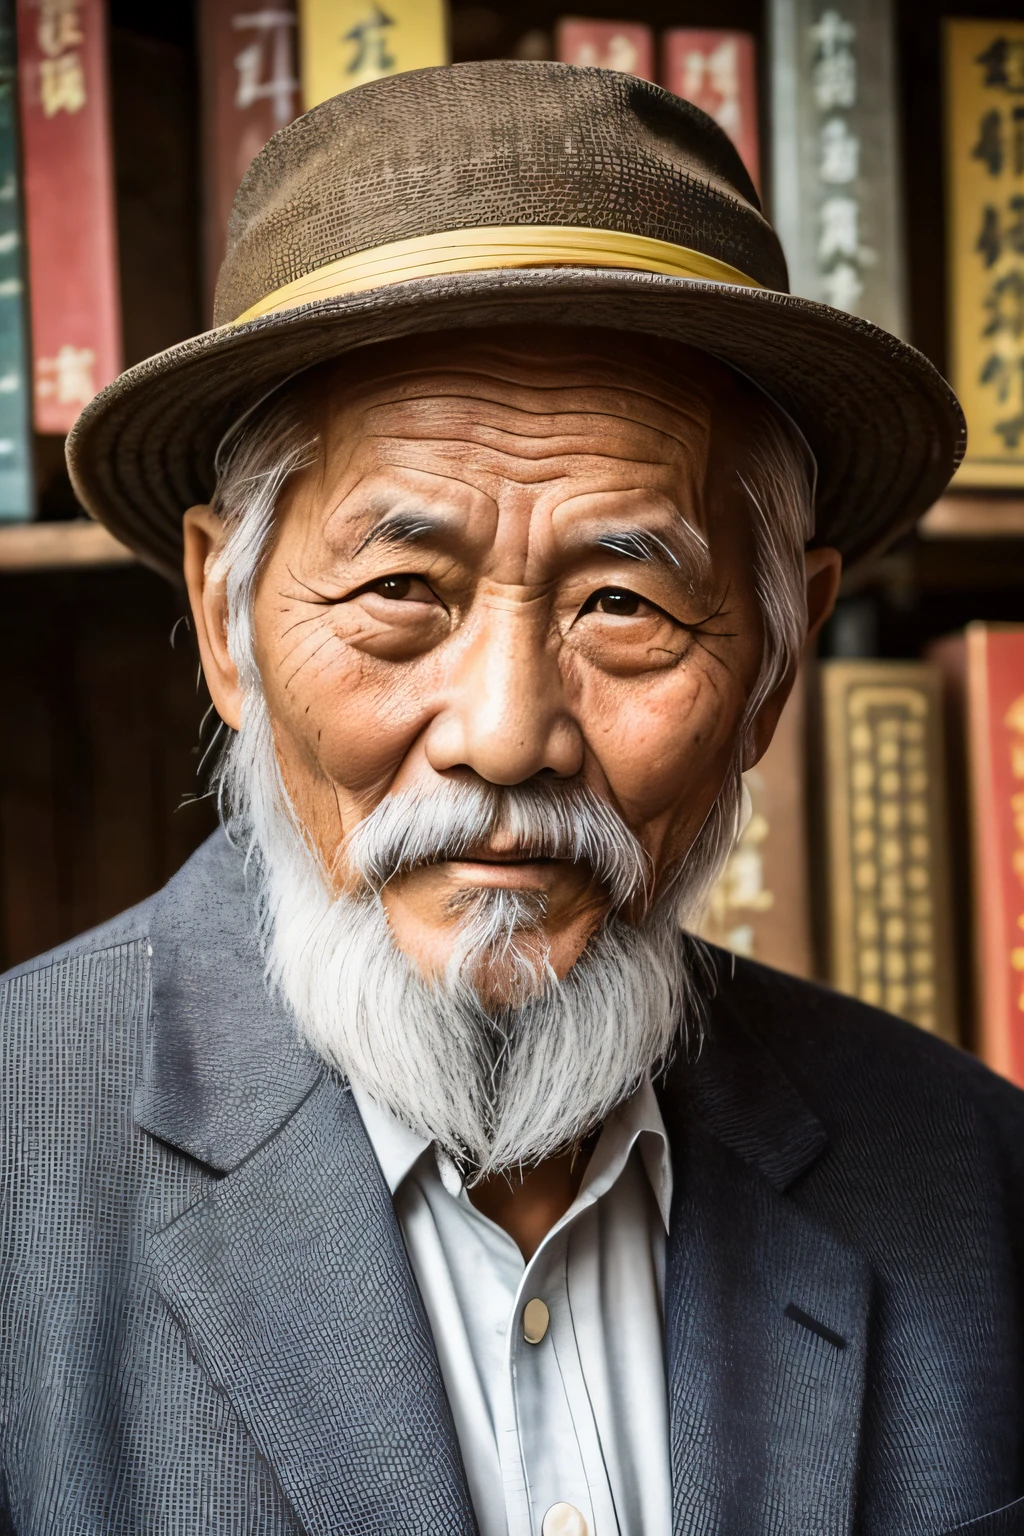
[{"left": 424, "top": 597, "right": 584, "bottom": 784}]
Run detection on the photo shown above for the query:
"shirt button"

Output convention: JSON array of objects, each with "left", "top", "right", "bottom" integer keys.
[
  {"left": 542, "top": 1505, "right": 588, "bottom": 1536},
  {"left": 522, "top": 1297, "right": 550, "bottom": 1344}
]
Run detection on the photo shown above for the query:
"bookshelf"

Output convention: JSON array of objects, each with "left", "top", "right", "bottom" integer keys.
[
  {"left": 0, "top": 520, "right": 132, "bottom": 570},
  {"left": 1, "top": 0, "right": 1023, "bottom": 1070},
  {"left": 919, "top": 497, "right": 1024, "bottom": 540}
]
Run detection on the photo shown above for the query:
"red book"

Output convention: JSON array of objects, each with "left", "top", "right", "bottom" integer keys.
[
  {"left": 661, "top": 30, "right": 759, "bottom": 193},
  {"left": 555, "top": 18, "right": 654, "bottom": 81},
  {"left": 931, "top": 625, "right": 1024, "bottom": 1085},
  {"left": 17, "top": 0, "right": 120, "bottom": 434},
  {"left": 964, "top": 626, "right": 1024, "bottom": 1086},
  {"left": 199, "top": 0, "right": 299, "bottom": 314}
]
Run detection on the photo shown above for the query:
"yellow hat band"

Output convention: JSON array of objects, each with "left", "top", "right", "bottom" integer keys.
[{"left": 231, "top": 224, "right": 763, "bottom": 324}]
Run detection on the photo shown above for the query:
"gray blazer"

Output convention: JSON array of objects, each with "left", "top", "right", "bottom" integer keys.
[{"left": 2, "top": 830, "right": 1023, "bottom": 1535}]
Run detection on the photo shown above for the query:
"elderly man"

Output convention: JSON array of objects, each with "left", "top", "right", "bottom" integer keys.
[{"left": 2, "top": 61, "right": 1022, "bottom": 1536}]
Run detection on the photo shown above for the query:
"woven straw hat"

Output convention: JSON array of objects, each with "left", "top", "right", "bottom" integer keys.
[{"left": 66, "top": 60, "right": 964, "bottom": 582}]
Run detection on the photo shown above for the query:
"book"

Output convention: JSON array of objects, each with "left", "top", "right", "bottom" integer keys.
[
  {"left": 767, "top": 0, "right": 906, "bottom": 336},
  {"left": 661, "top": 30, "right": 759, "bottom": 192},
  {"left": 944, "top": 21, "right": 1024, "bottom": 489},
  {"left": 199, "top": 1, "right": 299, "bottom": 314},
  {"left": 16, "top": 0, "right": 121, "bottom": 435},
  {"left": 554, "top": 18, "right": 654, "bottom": 80},
  {"left": 698, "top": 668, "right": 814, "bottom": 978},
  {"left": 817, "top": 660, "right": 959, "bottom": 1043},
  {"left": 298, "top": 0, "right": 447, "bottom": 110},
  {"left": 930, "top": 626, "right": 1024, "bottom": 1086},
  {"left": 0, "top": 0, "right": 31, "bottom": 518}
]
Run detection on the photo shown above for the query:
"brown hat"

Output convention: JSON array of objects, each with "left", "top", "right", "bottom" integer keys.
[{"left": 66, "top": 60, "right": 964, "bottom": 582}]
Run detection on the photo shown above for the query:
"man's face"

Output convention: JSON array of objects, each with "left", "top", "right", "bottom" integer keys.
[{"left": 230, "top": 330, "right": 771, "bottom": 991}]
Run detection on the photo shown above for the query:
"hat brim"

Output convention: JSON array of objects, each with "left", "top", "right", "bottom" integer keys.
[{"left": 66, "top": 266, "right": 965, "bottom": 583}]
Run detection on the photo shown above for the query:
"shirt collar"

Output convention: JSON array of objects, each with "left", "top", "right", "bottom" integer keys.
[
  {"left": 350, "top": 1082, "right": 430, "bottom": 1192},
  {"left": 350, "top": 1076, "right": 673, "bottom": 1233},
  {"left": 580, "top": 1075, "right": 673, "bottom": 1230}
]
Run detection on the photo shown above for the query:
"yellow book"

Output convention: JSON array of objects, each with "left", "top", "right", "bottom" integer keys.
[
  {"left": 945, "top": 19, "right": 1024, "bottom": 488},
  {"left": 298, "top": 0, "right": 447, "bottom": 109},
  {"left": 819, "top": 661, "right": 959, "bottom": 1044}
]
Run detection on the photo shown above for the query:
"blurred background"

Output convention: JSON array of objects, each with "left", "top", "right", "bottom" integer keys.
[{"left": 2, "top": 0, "right": 1024, "bottom": 1083}]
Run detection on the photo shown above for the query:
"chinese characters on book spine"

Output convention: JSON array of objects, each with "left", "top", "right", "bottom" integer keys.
[
  {"left": 199, "top": 1, "right": 299, "bottom": 312},
  {"left": 769, "top": 0, "right": 906, "bottom": 334},
  {"left": 16, "top": 0, "right": 120, "bottom": 435},
  {"left": 0, "top": 0, "right": 30, "bottom": 517},
  {"left": 945, "top": 21, "right": 1024, "bottom": 488}
]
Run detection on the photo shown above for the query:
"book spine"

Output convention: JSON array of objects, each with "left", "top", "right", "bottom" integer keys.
[
  {"left": 0, "top": 0, "right": 31, "bottom": 518},
  {"left": 16, "top": 0, "right": 120, "bottom": 435},
  {"left": 943, "top": 21, "right": 1024, "bottom": 490},
  {"left": 965, "top": 625, "right": 1024, "bottom": 1085},
  {"left": 819, "top": 660, "right": 959, "bottom": 1042},
  {"left": 554, "top": 19, "right": 654, "bottom": 80},
  {"left": 660, "top": 30, "right": 760, "bottom": 193},
  {"left": 768, "top": 0, "right": 906, "bottom": 336},
  {"left": 298, "top": 0, "right": 447, "bottom": 110},
  {"left": 199, "top": 0, "right": 299, "bottom": 317},
  {"left": 698, "top": 669, "right": 814, "bottom": 977}
]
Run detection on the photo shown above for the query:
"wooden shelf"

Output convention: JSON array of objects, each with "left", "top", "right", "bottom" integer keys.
[
  {"left": 0, "top": 519, "right": 134, "bottom": 571},
  {"left": 917, "top": 495, "right": 1024, "bottom": 539}
]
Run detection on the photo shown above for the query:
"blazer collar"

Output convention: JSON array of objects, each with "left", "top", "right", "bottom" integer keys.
[
  {"left": 135, "top": 830, "right": 321, "bottom": 1170},
  {"left": 148, "top": 1070, "right": 478, "bottom": 1535},
  {"left": 658, "top": 956, "right": 868, "bottom": 1536},
  {"left": 138, "top": 832, "right": 477, "bottom": 1532},
  {"left": 659, "top": 954, "right": 829, "bottom": 1192}
]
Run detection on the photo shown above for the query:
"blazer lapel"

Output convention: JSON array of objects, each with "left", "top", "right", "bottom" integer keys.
[
  {"left": 138, "top": 833, "right": 476, "bottom": 1535},
  {"left": 659, "top": 982, "right": 871, "bottom": 1536},
  {"left": 148, "top": 1074, "right": 476, "bottom": 1535}
]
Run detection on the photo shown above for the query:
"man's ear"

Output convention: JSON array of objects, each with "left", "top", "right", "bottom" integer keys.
[
  {"left": 803, "top": 545, "right": 843, "bottom": 646},
  {"left": 742, "top": 545, "right": 843, "bottom": 770},
  {"left": 182, "top": 504, "right": 243, "bottom": 732}
]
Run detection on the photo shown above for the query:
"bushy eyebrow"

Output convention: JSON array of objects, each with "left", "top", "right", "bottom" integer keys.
[
  {"left": 353, "top": 507, "right": 713, "bottom": 589},
  {"left": 354, "top": 510, "right": 440, "bottom": 555},
  {"left": 596, "top": 529, "right": 680, "bottom": 567},
  {"left": 593, "top": 520, "right": 711, "bottom": 586}
]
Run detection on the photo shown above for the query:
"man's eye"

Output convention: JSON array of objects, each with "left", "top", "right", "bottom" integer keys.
[
  {"left": 350, "top": 571, "right": 441, "bottom": 610},
  {"left": 369, "top": 574, "right": 416, "bottom": 600},
  {"left": 586, "top": 588, "right": 643, "bottom": 617}
]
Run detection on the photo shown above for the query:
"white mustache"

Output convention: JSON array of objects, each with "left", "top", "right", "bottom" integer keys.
[{"left": 343, "top": 776, "right": 651, "bottom": 912}]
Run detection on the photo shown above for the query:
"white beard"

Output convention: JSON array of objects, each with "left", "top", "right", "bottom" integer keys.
[{"left": 216, "top": 687, "right": 738, "bottom": 1176}]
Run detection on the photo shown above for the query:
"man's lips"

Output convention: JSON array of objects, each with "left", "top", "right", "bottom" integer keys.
[
  {"left": 454, "top": 849, "right": 558, "bottom": 866},
  {"left": 394, "top": 850, "right": 572, "bottom": 886},
  {"left": 439, "top": 853, "right": 572, "bottom": 894}
]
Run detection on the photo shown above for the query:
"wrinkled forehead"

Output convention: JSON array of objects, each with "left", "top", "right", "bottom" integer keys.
[{"left": 293, "top": 326, "right": 759, "bottom": 471}]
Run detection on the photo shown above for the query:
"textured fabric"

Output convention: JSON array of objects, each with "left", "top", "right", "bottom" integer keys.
[
  {"left": 352, "top": 1078, "right": 673, "bottom": 1535},
  {"left": 65, "top": 60, "right": 964, "bottom": 583},
  {"left": 0, "top": 833, "right": 476, "bottom": 1536},
  {"left": 214, "top": 63, "right": 781, "bottom": 321},
  {"left": 1, "top": 829, "right": 1023, "bottom": 1534}
]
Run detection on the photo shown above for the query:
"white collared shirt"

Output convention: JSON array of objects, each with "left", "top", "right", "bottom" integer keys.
[{"left": 352, "top": 1079, "right": 674, "bottom": 1536}]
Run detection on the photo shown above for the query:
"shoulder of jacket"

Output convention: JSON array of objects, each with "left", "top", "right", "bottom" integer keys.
[
  {"left": 707, "top": 946, "right": 1024, "bottom": 1136},
  {"left": 0, "top": 895, "right": 156, "bottom": 993},
  {"left": 0, "top": 831, "right": 236, "bottom": 995}
]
